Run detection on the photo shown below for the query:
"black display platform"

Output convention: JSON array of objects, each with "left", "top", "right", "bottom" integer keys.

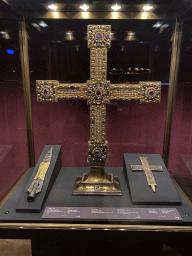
[
  {"left": 123, "top": 154, "right": 182, "bottom": 205},
  {"left": 1, "top": 166, "right": 192, "bottom": 225},
  {"left": 16, "top": 145, "right": 62, "bottom": 213}
]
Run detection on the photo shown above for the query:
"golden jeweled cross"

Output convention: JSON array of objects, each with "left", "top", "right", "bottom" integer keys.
[{"left": 36, "top": 25, "right": 161, "bottom": 196}]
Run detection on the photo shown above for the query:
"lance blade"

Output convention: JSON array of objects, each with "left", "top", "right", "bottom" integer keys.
[{"left": 27, "top": 147, "right": 53, "bottom": 202}]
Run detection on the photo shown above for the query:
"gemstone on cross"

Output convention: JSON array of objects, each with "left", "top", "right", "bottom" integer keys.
[{"left": 36, "top": 25, "right": 161, "bottom": 196}]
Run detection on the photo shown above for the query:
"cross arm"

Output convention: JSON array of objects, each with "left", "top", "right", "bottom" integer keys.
[
  {"left": 131, "top": 165, "right": 163, "bottom": 171},
  {"left": 109, "top": 81, "right": 161, "bottom": 104},
  {"left": 36, "top": 80, "right": 87, "bottom": 102}
]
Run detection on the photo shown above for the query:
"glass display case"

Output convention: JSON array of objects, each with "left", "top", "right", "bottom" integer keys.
[
  {"left": 168, "top": 19, "right": 192, "bottom": 200},
  {"left": 1, "top": 1, "right": 192, "bottom": 255},
  {"left": 0, "top": 18, "right": 28, "bottom": 203},
  {"left": 27, "top": 18, "right": 173, "bottom": 167}
]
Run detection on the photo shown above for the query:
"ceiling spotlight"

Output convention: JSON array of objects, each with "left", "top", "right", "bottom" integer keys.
[
  {"left": 128, "top": 32, "right": 135, "bottom": 36},
  {"left": 66, "top": 32, "right": 72, "bottom": 35},
  {"left": 111, "top": 4, "right": 121, "bottom": 11},
  {"left": 138, "top": 41, "right": 144, "bottom": 43},
  {"left": 80, "top": 4, "right": 89, "bottom": 10},
  {"left": 153, "top": 22, "right": 162, "bottom": 28},
  {"left": 39, "top": 21, "right": 48, "bottom": 27},
  {"left": 0, "top": 31, "right": 6, "bottom": 34},
  {"left": 48, "top": 4, "right": 58, "bottom": 10},
  {"left": 143, "top": 5, "right": 153, "bottom": 11}
]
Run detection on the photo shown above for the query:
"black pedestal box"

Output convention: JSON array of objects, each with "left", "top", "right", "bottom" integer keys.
[
  {"left": 16, "top": 145, "right": 62, "bottom": 213},
  {"left": 123, "top": 154, "right": 181, "bottom": 205}
]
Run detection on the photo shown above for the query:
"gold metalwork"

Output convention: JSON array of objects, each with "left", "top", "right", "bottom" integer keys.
[
  {"left": 110, "top": 82, "right": 161, "bottom": 103},
  {"left": 35, "top": 146, "right": 53, "bottom": 180},
  {"left": 36, "top": 25, "right": 161, "bottom": 196},
  {"left": 131, "top": 157, "right": 163, "bottom": 192},
  {"left": 34, "top": 162, "right": 50, "bottom": 180},
  {"left": 19, "top": 17, "right": 35, "bottom": 167},
  {"left": 36, "top": 81, "right": 87, "bottom": 102},
  {"left": 73, "top": 162, "right": 121, "bottom": 195},
  {"left": 1, "top": 222, "right": 192, "bottom": 232},
  {"left": 27, "top": 147, "right": 53, "bottom": 201}
]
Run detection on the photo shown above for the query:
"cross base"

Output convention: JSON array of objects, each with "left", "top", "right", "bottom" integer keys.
[{"left": 72, "top": 166, "right": 122, "bottom": 195}]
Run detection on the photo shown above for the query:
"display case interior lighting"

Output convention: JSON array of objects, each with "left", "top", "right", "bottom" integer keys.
[
  {"left": 143, "top": 5, "right": 153, "bottom": 11},
  {"left": 6, "top": 49, "right": 14, "bottom": 54},
  {"left": 32, "top": 23, "right": 38, "bottom": 28},
  {"left": 111, "top": 4, "right": 121, "bottom": 11},
  {"left": 142, "top": 12, "right": 147, "bottom": 19},
  {"left": 39, "top": 21, "right": 48, "bottom": 27},
  {"left": 80, "top": 4, "right": 89, "bottom": 11},
  {"left": 162, "top": 24, "right": 169, "bottom": 28},
  {"left": 153, "top": 22, "right": 162, "bottom": 28},
  {"left": 48, "top": 4, "right": 58, "bottom": 10}
]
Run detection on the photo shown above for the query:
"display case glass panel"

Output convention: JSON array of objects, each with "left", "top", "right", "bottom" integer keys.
[
  {"left": 1, "top": 2, "right": 192, "bottom": 237},
  {"left": 28, "top": 19, "right": 173, "bottom": 167},
  {"left": 168, "top": 19, "right": 192, "bottom": 179},
  {"left": 0, "top": 19, "right": 29, "bottom": 202}
]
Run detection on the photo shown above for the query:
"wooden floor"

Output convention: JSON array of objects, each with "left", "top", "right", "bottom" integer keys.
[{"left": 0, "top": 239, "right": 182, "bottom": 256}]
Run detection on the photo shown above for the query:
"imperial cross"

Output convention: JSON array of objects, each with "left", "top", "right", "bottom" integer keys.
[
  {"left": 36, "top": 25, "right": 161, "bottom": 196},
  {"left": 131, "top": 157, "right": 163, "bottom": 192}
]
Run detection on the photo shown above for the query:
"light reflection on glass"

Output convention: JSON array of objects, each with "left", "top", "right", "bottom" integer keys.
[
  {"left": 83, "top": 12, "right": 88, "bottom": 19},
  {"left": 53, "top": 12, "right": 59, "bottom": 19},
  {"left": 142, "top": 12, "right": 147, "bottom": 19},
  {"left": 111, "top": 4, "right": 121, "bottom": 11},
  {"left": 143, "top": 5, "right": 153, "bottom": 11},
  {"left": 48, "top": 4, "right": 58, "bottom": 10},
  {"left": 80, "top": 4, "right": 89, "bottom": 11},
  {"left": 113, "top": 12, "right": 118, "bottom": 19}
]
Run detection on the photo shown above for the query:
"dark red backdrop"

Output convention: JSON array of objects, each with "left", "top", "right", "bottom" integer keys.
[
  {"left": 169, "top": 83, "right": 192, "bottom": 179},
  {"left": 0, "top": 81, "right": 28, "bottom": 202},
  {"left": 1, "top": 81, "right": 192, "bottom": 202}
]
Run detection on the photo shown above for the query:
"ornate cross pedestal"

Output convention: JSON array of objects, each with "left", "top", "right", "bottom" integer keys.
[
  {"left": 36, "top": 25, "right": 161, "bottom": 196},
  {"left": 73, "top": 162, "right": 121, "bottom": 195}
]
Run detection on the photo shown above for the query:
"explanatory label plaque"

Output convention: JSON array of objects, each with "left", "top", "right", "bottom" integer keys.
[{"left": 42, "top": 207, "right": 182, "bottom": 220}]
